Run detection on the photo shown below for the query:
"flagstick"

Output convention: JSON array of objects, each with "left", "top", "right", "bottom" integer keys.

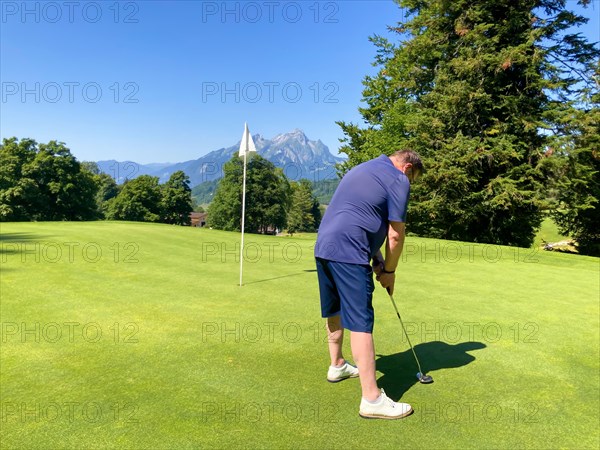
[
  {"left": 238, "top": 122, "right": 255, "bottom": 287},
  {"left": 239, "top": 148, "right": 248, "bottom": 286}
]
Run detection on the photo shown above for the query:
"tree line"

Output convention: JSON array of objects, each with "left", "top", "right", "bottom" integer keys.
[
  {"left": 192, "top": 177, "right": 340, "bottom": 206},
  {"left": 0, "top": 138, "right": 321, "bottom": 233},
  {"left": 0, "top": 138, "right": 193, "bottom": 225}
]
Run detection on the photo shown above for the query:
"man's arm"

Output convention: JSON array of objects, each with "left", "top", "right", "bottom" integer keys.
[{"left": 377, "top": 221, "right": 406, "bottom": 295}]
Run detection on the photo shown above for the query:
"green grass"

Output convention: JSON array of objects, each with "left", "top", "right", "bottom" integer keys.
[
  {"left": 1, "top": 221, "right": 598, "bottom": 449},
  {"left": 532, "top": 217, "right": 571, "bottom": 248}
]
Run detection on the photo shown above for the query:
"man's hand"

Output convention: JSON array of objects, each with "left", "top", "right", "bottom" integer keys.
[
  {"left": 378, "top": 221, "right": 405, "bottom": 296},
  {"left": 377, "top": 272, "right": 395, "bottom": 295},
  {"left": 371, "top": 250, "right": 383, "bottom": 280},
  {"left": 373, "top": 250, "right": 395, "bottom": 293},
  {"left": 372, "top": 254, "right": 384, "bottom": 276}
]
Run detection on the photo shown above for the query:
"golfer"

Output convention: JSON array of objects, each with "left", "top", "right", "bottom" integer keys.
[{"left": 314, "top": 149, "right": 422, "bottom": 419}]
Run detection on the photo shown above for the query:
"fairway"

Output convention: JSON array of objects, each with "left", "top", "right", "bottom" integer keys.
[{"left": 1, "top": 222, "right": 598, "bottom": 448}]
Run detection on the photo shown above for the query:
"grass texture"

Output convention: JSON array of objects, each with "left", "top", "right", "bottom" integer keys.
[{"left": 0, "top": 221, "right": 598, "bottom": 448}]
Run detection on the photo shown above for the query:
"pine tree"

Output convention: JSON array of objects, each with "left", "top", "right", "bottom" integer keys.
[
  {"left": 544, "top": 63, "right": 600, "bottom": 255},
  {"left": 161, "top": 171, "right": 193, "bottom": 225},
  {"left": 288, "top": 179, "right": 321, "bottom": 235}
]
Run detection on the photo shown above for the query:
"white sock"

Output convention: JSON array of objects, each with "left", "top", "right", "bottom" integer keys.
[{"left": 364, "top": 394, "right": 382, "bottom": 405}]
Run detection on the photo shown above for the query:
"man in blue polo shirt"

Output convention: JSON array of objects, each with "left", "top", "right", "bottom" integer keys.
[{"left": 314, "top": 149, "right": 423, "bottom": 420}]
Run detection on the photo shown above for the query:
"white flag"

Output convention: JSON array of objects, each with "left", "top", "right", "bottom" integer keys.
[{"left": 238, "top": 122, "right": 257, "bottom": 156}]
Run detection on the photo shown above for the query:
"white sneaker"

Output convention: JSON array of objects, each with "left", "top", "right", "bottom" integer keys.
[
  {"left": 359, "top": 389, "right": 413, "bottom": 420},
  {"left": 326, "top": 361, "right": 359, "bottom": 383}
]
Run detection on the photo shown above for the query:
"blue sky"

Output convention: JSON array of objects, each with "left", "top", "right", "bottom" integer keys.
[{"left": 1, "top": 1, "right": 598, "bottom": 164}]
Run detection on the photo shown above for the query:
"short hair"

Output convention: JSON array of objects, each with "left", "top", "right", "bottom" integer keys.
[{"left": 392, "top": 149, "right": 424, "bottom": 173}]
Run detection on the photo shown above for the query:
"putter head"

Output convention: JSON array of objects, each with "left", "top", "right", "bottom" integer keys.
[{"left": 417, "top": 372, "right": 433, "bottom": 384}]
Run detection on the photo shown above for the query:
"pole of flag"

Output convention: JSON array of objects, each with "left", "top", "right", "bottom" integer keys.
[
  {"left": 239, "top": 123, "right": 256, "bottom": 286},
  {"left": 240, "top": 151, "right": 247, "bottom": 286}
]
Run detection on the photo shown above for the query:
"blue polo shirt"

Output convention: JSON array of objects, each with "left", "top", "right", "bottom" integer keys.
[{"left": 314, "top": 155, "right": 410, "bottom": 265}]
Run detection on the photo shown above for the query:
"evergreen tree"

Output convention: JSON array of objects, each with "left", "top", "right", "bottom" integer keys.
[
  {"left": 311, "top": 178, "right": 340, "bottom": 205},
  {"left": 161, "top": 170, "right": 193, "bottom": 225},
  {"left": 95, "top": 173, "right": 119, "bottom": 218},
  {"left": 544, "top": 62, "right": 600, "bottom": 255},
  {"left": 288, "top": 179, "right": 321, "bottom": 234},
  {"left": 338, "top": 0, "right": 599, "bottom": 247}
]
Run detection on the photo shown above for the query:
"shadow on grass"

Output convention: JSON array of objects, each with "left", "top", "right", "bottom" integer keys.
[
  {"left": 376, "top": 341, "right": 486, "bottom": 400},
  {"left": 243, "top": 269, "right": 317, "bottom": 285},
  {"left": 0, "top": 232, "right": 52, "bottom": 259},
  {"left": 0, "top": 232, "right": 50, "bottom": 242}
]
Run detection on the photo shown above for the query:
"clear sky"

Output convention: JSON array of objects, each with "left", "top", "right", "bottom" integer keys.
[{"left": 1, "top": 0, "right": 598, "bottom": 163}]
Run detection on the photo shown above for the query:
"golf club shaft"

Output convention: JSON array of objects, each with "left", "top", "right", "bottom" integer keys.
[{"left": 388, "top": 292, "right": 425, "bottom": 376}]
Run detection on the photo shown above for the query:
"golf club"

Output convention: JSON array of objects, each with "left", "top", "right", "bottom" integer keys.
[{"left": 387, "top": 289, "right": 433, "bottom": 384}]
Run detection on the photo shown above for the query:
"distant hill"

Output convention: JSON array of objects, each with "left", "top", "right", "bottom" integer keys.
[
  {"left": 97, "top": 129, "right": 343, "bottom": 187},
  {"left": 310, "top": 178, "right": 340, "bottom": 204},
  {"left": 191, "top": 179, "right": 220, "bottom": 205}
]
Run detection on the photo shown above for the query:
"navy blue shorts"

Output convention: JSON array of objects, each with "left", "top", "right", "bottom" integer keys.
[{"left": 315, "top": 257, "right": 375, "bottom": 333}]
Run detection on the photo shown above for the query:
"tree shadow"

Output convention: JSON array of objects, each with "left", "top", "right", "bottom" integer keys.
[
  {"left": 1, "top": 232, "right": 32, "bottom": 240},
  {"left": 0, "top": 232, "right": 52, "bottom": 259},
  {"left": 376, "top": 341, "right": 486, "bottom": 400},
  {"left": 0, "top": 232, "right": 50, "bottom": 242}
]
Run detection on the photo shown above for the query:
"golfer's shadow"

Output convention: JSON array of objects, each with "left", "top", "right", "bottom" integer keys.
[{"left": 376, "top": 341, "right": 486, "bottom": 400}]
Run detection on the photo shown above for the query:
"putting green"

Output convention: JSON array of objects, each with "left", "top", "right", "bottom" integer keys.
[{"left": 1, "top": 222, "right": 598, "bottom": 448}]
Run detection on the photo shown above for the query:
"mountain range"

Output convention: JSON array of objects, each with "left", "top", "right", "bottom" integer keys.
[{"left": 96, "top": 129, "right": 343, "bottom": 188}]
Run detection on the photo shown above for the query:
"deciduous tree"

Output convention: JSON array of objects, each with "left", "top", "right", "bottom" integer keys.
[{"left": 208, "top": 154, "right": 291, "bottom": 233}]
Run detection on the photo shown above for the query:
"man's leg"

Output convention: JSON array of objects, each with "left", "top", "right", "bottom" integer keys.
[
  {"left": 326, "top": 315, "right": 345, "bottom": 367},
  {"left": 351, "top": 331, "right": 380, "bottom": 401}
]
